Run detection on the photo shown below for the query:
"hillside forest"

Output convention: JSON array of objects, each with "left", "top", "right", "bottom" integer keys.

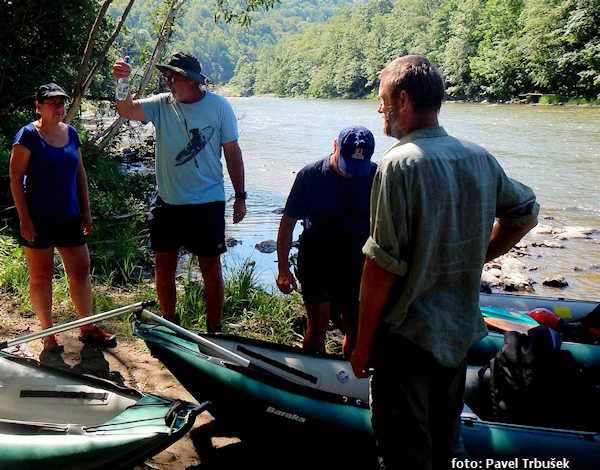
[{"left": 126, "top": 0, "right": 600, "bottom": 102}]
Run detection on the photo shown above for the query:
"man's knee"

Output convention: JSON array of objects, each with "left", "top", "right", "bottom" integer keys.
[
  {"left": 155, "top": 251, "right": 179, "bottom": 275},
  {"left": 198, "top": 256, "right": 223, "bottom": 282}
]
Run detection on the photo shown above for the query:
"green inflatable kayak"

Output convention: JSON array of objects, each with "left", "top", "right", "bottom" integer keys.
[
  {"left": 0, "top": 350, "right": 207, "bottom": 469},
  {"left": 133, "top": 317, "right": 600, "bottom": 468}
]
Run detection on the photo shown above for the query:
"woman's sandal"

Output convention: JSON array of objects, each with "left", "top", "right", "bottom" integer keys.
[
  {"left": 79, "top": 325, "right": 117, "bottom": 348},
  {"left": 43, "top": 334, "right": 65, "bottom": 353}
]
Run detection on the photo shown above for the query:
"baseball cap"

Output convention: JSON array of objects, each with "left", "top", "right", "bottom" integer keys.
[
  {"left": 157, "top": 52, "right": 210, "bottom": 85},
  {"left": 337, "top": 125, "right": 375, "bottom": 176},
  {"left": 36, "top": 83, "right": 70, "bottom": 102}
]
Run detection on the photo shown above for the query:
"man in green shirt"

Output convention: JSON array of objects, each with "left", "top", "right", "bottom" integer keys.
[{"left": 351, "top": 55, "right": 539, "bottom": 469}]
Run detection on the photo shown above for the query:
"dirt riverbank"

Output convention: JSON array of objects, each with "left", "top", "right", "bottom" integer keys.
[{"left": 0, "top": 299, "right": 348, "bottom": 470}]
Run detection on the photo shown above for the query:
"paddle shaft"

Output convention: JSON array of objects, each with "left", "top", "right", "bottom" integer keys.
[
  {"left": 138, "top": 310, "right": 251, "bottom": 368},
  {"left": 0, "top": 300, "right": 155, "bottom": 350}
]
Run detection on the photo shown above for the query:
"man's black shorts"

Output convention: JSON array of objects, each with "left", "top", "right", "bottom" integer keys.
[
  {"left": 19, "top": 214, "right": 86, "bottom": 249},
  {"left": 296, "top": 246, "right": 364, "bottom": 305},
  {"left": 147, "top": 194, "right": 226, "bottom": 258}
]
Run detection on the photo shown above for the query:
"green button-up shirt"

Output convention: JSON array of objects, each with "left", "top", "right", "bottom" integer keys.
[{"left": 363, "top": 126, "right": 539, "bottom": 366}]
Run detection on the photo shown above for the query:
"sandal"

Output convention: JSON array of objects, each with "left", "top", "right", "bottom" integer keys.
[
  {"left": 43, "top": 334, "right": 64, "bottom": 353},
  {"left": 79, "top": 325, "right": 117, "bottom": 348}
]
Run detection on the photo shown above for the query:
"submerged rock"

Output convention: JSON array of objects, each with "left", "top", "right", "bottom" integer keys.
[
  {"left": 531, "top": 240, "right": 566, "bottom": 249},
  {"left": 226, "top": 236, "right": 240, "bottom": 248},
  {"left": 255, "top": 239, "right": 277, "bottom": 253},
  {"left": 554, "top": 231, "right": 591, "bottom": 240}
]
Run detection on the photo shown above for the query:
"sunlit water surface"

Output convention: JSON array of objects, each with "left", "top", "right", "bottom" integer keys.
[{"left": 99, "top": 98, "right": 600, "bottom": 300}]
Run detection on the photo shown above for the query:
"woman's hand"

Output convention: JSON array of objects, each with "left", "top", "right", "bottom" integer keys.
[
  {"left": 20, "top": 217, "right": 36, "bottom": 243},
  {"left": 81, "top": 212, "right": 93, "bottom": 236}
]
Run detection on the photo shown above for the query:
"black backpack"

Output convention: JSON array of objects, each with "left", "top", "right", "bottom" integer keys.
[{"left": 482, "top": 325, "right": 600, "bottom": 430}]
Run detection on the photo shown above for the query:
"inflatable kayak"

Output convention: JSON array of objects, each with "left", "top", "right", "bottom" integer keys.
[
  {"left": 480, "top": 292, "right": 599, "bottom": 322},
  {"left": 0, "top": 350, "right": 206, "bottom": 469},
  {"left": 133, "top": 316, "right": 600, "bottom": 467}
]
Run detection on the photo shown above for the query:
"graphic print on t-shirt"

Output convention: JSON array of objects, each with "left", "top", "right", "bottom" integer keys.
[{"left": 175, "top": 125, "right": 215, "bottom": 168}]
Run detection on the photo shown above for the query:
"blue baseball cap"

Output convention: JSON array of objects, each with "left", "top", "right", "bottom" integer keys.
[{"left": 337, "top": 125, "right": 375, "bottom": 176}]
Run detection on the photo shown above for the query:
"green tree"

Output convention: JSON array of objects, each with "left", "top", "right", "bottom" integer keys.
[
  {"left": 517, "top": 0, "right": 570, "bottom": 94},
  {"left": 470, "top": 0, "right": 527, "bottom": 99},
  {"left": 439, "top": 0, "right": 483, "bottom": 99},
  {"left": 0, "top": 0, "right": 111, "bottom": 126},
  {"left": 559, "top": 0, "right": 600, "bottom": 99}
]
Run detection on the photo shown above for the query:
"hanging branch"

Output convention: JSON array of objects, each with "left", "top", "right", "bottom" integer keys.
[
  {"left": 93, "top": 0, "right": 186, "bottom": 147},
  {"left": 65, "top": 0, "right": 136, "bottom": 124}
]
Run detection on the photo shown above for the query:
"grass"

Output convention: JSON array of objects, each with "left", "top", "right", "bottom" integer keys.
[
  {"left": 538, "top": 94, "right": 600, "bottom": 106},
  {"left": 0, "top": 232, "right": 342, "bottom": 351},
  {"left": 176, "top": 255, "right": 307, "bottom": 346}
]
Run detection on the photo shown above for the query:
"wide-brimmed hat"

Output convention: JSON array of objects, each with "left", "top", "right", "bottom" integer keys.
[
  {"left": 337, "top": 125, "right": 375, "bottom": 176},
  {"left": 36, "top": 83, "right": 70, "bottom": 102},
  {"left": 157, "top": 52, "right": 210, "bottom": 85}
]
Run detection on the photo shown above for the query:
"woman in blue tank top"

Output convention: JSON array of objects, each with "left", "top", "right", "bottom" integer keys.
[{"left": 10, "top": 83, "right": 115, "bottom": 352}]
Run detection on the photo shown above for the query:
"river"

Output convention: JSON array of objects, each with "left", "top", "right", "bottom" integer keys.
[{"left": 216, "top": 97, "right": 600, "bottom": 300}]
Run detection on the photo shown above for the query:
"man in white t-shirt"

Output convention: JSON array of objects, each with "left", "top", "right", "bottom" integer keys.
[{"left": 113, "top": 52, "right": 246, "bottom": 332}]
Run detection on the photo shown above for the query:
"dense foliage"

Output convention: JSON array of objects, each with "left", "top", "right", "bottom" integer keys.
[
  {"left": 116, "top": 0, "right": 599, "bottom": 101},
  {"left": 226, "top": 0, "right": 600, "bottom": 101},
  {"left": 116, "top": 0, "right": 362, "bottom": 85},
  {"left": 0, "top": 0, "right": 115, "bottom": 125}
]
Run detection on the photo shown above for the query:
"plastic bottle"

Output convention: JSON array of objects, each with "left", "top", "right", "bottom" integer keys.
[{"left": 115, "top": 57, "right": 131, "bottom": 100}]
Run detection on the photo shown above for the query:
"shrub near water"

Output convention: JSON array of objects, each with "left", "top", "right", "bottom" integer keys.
[{"left": 176, "top": 257, "right": 306, "bottom": 347}]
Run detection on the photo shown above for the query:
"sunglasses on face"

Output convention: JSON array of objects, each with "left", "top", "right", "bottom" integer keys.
[{"left": 41, "top": 100, "right": 66, "bottom": 108}]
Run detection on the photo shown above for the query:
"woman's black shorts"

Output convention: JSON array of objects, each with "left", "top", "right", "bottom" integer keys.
[
  {"left": 147, "top": 194, "right": 226, "bottom": 258},
  {"left": 19, "top": 214, "right": 86, "bottom": 249}
]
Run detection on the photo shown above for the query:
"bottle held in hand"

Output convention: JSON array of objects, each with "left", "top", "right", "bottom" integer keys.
[{"left": 115, "top": 57, "right": 131, "bottom": 100}]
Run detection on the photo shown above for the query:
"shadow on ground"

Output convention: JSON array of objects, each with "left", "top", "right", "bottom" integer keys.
[{"left": 186, "top": 419, "right": 379, "bottom": 470}]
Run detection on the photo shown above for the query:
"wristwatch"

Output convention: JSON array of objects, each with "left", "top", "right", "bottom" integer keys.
[{"left": 235, "top": 191, "right": 247, "bottom": 200}]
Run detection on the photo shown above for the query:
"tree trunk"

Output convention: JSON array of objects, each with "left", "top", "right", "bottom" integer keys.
[
  {"left": 93, "top": 0, "right": 186, "bottom": 147},
  {"left": 65, "top": 0, "right": 136, "bottom": 124}
]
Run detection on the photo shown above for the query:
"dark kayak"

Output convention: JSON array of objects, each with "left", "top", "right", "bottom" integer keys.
[{"left": 133, "top": 319, "right": 600, "bottom": 467}]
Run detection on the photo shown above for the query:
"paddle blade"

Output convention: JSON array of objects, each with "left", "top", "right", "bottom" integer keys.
[
  {"left": 484, "top": 317, "right": 537, "bottom": 334},
  {"left": 481, "top": 306, "right": 539, "bottom": 333}
]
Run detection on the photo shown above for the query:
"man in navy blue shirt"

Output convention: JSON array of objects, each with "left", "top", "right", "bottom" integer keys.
[{"left": 276, "top": 126, "right": 377, "bottom": 355}]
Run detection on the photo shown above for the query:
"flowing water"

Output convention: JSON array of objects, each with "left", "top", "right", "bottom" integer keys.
[{"left": 219, "top": 98, "right": 600, "bottom": 300}]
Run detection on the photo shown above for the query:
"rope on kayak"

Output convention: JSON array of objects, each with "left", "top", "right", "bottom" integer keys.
[
  {"left": 83, "top": 400, "right": 208, "bottom": 433},
  {"left": 83, "top": 416, "right": 173, "bottom": 431}
]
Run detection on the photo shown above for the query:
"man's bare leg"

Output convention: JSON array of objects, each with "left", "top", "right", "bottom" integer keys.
[
  {"left": 198, "top": 255, "right": 224, "bottom": 332},
  {"left": 155, "top": 250, "right": 179, "bottom": 321}
]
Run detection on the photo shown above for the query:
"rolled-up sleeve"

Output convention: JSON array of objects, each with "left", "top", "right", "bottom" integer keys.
[
  {"left": 496, "top": 175, "right": 540, "bottom": 228},
  {"left": 363, "top": 160, "right": 409, "bottom": 277},
  {"left": 363, "top": 236, "right": 408, "bottom": 276}
]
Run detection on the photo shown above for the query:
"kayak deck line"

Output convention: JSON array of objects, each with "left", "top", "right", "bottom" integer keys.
[
  {"left": 236, "top": 344, "right": 319, "bottom": 384},
  {"left": 20, "top": 390, "right": 109, "bottom": 401}
]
